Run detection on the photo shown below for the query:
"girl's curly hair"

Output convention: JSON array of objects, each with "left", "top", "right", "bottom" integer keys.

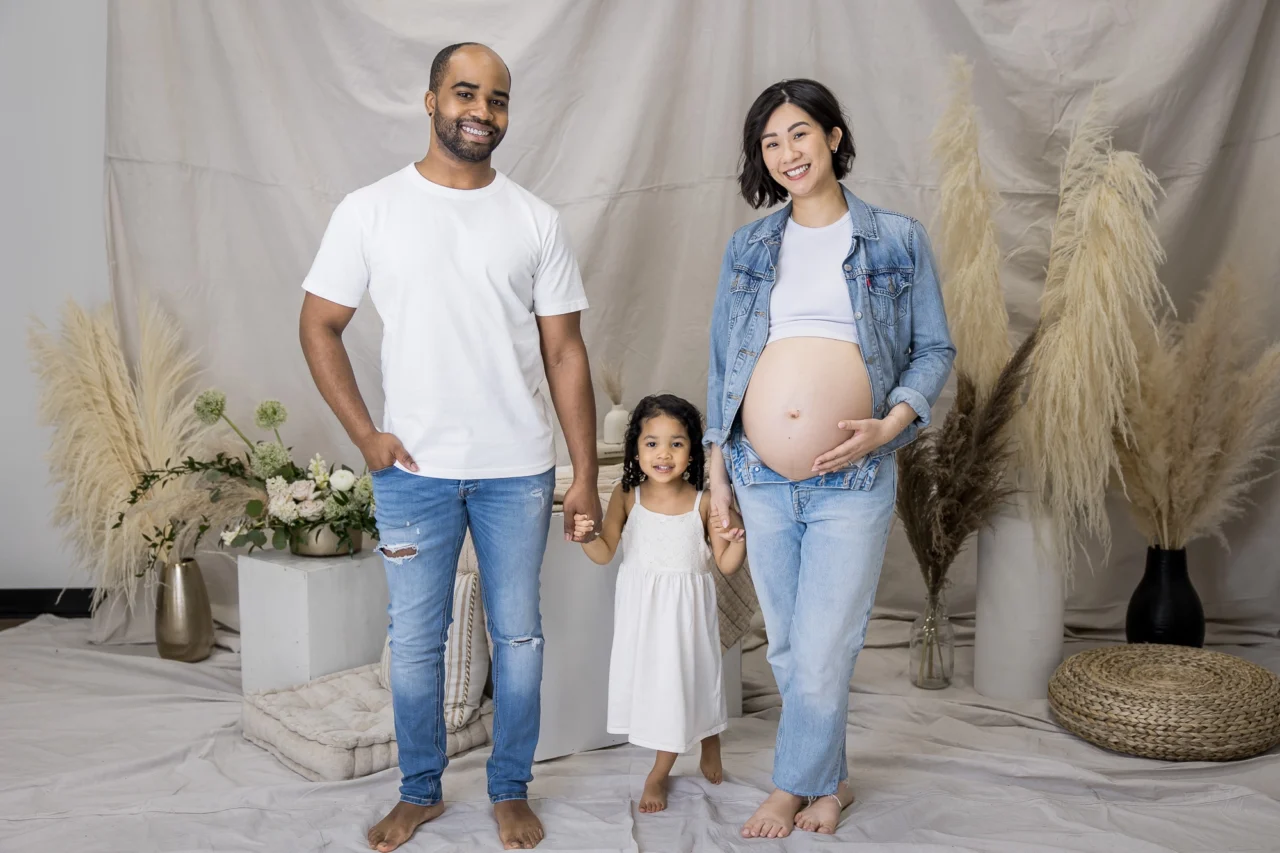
[{"left": 620, "top": 394, "right": 706, "bottom": 492}]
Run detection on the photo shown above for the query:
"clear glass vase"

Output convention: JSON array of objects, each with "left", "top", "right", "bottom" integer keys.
[{"left": 910, "top": 591, "right": 955, "bottom": 689}]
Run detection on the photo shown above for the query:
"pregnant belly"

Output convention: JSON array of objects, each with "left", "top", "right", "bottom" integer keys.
[{"left": 741, "top": 338, "right": 874, "bottom": 481}]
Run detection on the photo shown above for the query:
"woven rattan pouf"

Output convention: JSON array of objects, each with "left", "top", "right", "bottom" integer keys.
[{"left": 1048, "top": 644, "right": 1280, "bottom": 761}]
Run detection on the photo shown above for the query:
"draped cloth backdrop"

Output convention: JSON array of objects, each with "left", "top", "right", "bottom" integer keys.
[{"left": 105, "top": 0, "right": 1280, "bottom": 639}]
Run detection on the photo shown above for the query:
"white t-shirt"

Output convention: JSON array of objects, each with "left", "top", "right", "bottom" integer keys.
[
  {"left": 768, "top": 212, "right": 858, "bottom": 345},
  {"left": 302, "top": 165, "right": 589, "bottom": 479}
]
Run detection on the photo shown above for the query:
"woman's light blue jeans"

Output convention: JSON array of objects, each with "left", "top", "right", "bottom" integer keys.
[{"left": 728, "top": 435, "right": 897, "bottom": 797}]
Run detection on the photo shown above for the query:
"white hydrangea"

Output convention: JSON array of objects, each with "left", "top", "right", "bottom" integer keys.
[
  {"left": 298, "top": 499, "right": 325, "bottom": 521},
  {"left": 268, "top": 496, "right": 299, "bottom": 523},
  {"left": 329, "top": 469, "right": 357, "bottom": 492},
  {"left": 265, "top": 476, "right": 289, "bottom": 501}
]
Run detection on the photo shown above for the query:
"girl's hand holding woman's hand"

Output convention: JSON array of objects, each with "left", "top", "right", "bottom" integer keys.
[
  {"left": 709, "top": 503, "right": 745, "bottom": 543},
  {"left": 709, "top": 482, "right": 735, "bottom": 531}
]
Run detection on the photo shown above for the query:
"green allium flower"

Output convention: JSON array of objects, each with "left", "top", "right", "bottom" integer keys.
[
  {"left": 250, "top": 441, "right": 292, "bottom": 479},
  {"left": 254, "top": 400, "right": 288, "bottom": 430},
  {"left": 194, "top": 389, "right": 227, "bottom": 425}
]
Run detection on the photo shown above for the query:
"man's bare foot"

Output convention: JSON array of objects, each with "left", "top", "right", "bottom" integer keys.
[
  {"left": 741, "top": 788, "right": 804, "bottom": 838},
  {"left": 639, "top": 771, "right": 670, "bottom": 813},
  {"left": 367, "top": 801, "right": 445, "bottom": 852},
  {"left": 699, "top": 734, "right": 723, "bottom": 784},
  {"left": 794, "top": 781, "right": 854, "bottom": 834},
  {"left": 494, "top": 799, "right": 544, "bottom": 850}
]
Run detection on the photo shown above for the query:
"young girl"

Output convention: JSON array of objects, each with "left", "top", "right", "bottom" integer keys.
[{"left": 574, "top": 393, "right": 747, "bottom": 813}]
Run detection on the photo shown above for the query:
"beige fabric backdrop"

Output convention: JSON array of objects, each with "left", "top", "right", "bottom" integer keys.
[{"left": 105, "top": 0, "right": 1280, "bottom": 639}]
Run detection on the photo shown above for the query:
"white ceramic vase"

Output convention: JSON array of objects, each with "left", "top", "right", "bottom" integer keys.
[
  {"left": 602, "top": 403, "right": 628, "bottom": 445},
  {"left": 973, "top": 494, "right": 1065, "bottom": 700}
]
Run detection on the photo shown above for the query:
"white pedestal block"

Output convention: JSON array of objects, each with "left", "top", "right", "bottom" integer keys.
[
  {"left": 535, "top": 515, "right": 744, "bottom": 761},
  {"left": 237, "top": 549, "right": 389, "bottom": 693}
]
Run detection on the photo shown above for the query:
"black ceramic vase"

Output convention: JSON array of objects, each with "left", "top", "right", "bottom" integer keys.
[{"left": 1125, "top": 546, "right": 1205, "bottom": 647}]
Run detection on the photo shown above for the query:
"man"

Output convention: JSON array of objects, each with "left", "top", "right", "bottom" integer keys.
[{"left": 299, "top": 42, "right": 602, "bottom": 852}]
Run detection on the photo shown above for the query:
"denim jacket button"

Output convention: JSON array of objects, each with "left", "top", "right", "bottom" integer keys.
[
  {"left": 843, "top": 264, "right": 853, "bottom": 271},
  {"left": 855, "top": 311, "right": 863, "bottom": 320}
]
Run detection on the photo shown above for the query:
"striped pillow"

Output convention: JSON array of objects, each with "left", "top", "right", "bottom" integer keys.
[{"left": 378, "top": 570, "right": 488, "bottom": 732}]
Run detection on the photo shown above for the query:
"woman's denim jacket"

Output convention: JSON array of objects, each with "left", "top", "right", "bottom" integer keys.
[{"left": 704, "top": 186, "right": 956, "bottom": 487}]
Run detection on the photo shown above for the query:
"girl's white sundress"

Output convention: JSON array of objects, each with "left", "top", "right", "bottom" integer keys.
[{"left": 607, "top": 486, "right": 727, "bottom": 753}]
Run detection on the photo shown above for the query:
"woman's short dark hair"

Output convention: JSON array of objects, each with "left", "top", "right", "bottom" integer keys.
[{"left": 738, "top": 79, "right": 856, "bottom": 209}]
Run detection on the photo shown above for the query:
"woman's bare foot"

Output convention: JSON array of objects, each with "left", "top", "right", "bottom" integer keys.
[
  {"left": 639, "top": 771, "right": 670, "bottom": 813},
  {"left": 367, "top": 801, "right": 445, "bottom": 852},
  {"left": 699, "top": 734, "right": 723, "bottom": 784},
  {"left": 741, "top": 789, "right": 804, "bottom": 838},
  {"left": 794, "top": 781, "right": 854, "bottom": 834},
  {"left": 494, "top": 800, "right": 544, "bottom": 850}
]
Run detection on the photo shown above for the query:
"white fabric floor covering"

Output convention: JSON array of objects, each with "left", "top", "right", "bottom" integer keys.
[{"left": 2, "top": 615, "right": 1278, "bottom": 852}]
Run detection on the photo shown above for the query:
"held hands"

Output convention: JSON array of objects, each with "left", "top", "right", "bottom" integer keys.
[
  {"left": 571, "top": 514, "right": 596, "bottom": 543},
  {"left": 709, "top": 502, "right": 744, "bottom": 543},
  {"left": 562, "top": 480, "right": 602, "bottom": 543},
  {"left": 707, "top": 481, "right": 747, "bottom": 575},
  {"left": 708, "top": 483, "right": 744, "bottom": 542},
  {"left": 356, "top": 431, "right": 418, "bottom": 473},
  {"left": 811, "top": 418, "right": 896, "bottom": 475},
  {"left": 709, "top": 483, "right": 734, "bottom": 530}
]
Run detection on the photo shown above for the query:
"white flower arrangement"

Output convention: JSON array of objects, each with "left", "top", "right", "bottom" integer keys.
[
  {"left": 120, "top": 391, "right": 378, "bottom": 563},
  {"left": 230, "top": 451, "right": 374, "bottom": 552}
]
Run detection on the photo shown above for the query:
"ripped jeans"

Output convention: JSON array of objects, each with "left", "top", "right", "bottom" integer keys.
[{"left": 370, "top": 465, "right": 554, "bottom": 806}]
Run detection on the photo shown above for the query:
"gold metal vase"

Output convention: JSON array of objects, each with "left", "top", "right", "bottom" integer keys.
[{"left": 155, "top": 558, "right": 215, "bottom": 662}]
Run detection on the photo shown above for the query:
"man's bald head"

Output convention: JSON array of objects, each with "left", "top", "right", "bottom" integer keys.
[{"left": 429, "top": 43, "right": 511, "bottom": 94}]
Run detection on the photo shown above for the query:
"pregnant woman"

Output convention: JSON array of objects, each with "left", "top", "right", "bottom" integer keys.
[{"left": 705, "top": 79, "right": 954, "bottom": 838}]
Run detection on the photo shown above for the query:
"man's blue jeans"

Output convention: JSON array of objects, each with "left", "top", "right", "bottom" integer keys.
[{"left": 371, "top": 465, "right": 554, "bottom": 805}]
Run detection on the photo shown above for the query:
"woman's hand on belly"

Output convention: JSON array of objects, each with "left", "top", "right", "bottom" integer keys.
[{"left": 811, "top": 402, "right": 918, "bottom": 474}]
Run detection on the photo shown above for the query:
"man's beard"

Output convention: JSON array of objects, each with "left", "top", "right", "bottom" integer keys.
[{"left": 434, "top": 112, "right": 502, "bottom": 163}]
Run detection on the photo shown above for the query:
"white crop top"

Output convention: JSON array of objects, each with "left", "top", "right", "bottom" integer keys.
[{"left": 767, "top": 212, "right": 858, "bottom": 345}]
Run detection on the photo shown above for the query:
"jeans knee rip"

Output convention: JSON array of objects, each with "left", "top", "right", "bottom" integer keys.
[
  {"left": 379, "top": 543, "right": 418, "bottom": 564},
  {"left": 498, "top": 635, "right": 543, "bottom": 648}
]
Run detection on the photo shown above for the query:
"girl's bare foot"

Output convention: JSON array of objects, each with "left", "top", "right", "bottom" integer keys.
[
  {"left": 741, "top": 789, "right": 804, "bottom": 838},
  {"left": 639, "top": 771, "right": 670, "bottom": 813},
  {"left": 639, "top": 750, "right": 678, "bottom": 814},
  {"left": 367, "top": 801, "right": 445, "bottom": 852},
  {"left": 494, "top": 800, "right": 544, "bottom": 849},
  {"left": 699, "top": 734, "right": 723, "bottom": 784},
  {"left": 794, "top": 781, "right": 854, "bottom": 834}
]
